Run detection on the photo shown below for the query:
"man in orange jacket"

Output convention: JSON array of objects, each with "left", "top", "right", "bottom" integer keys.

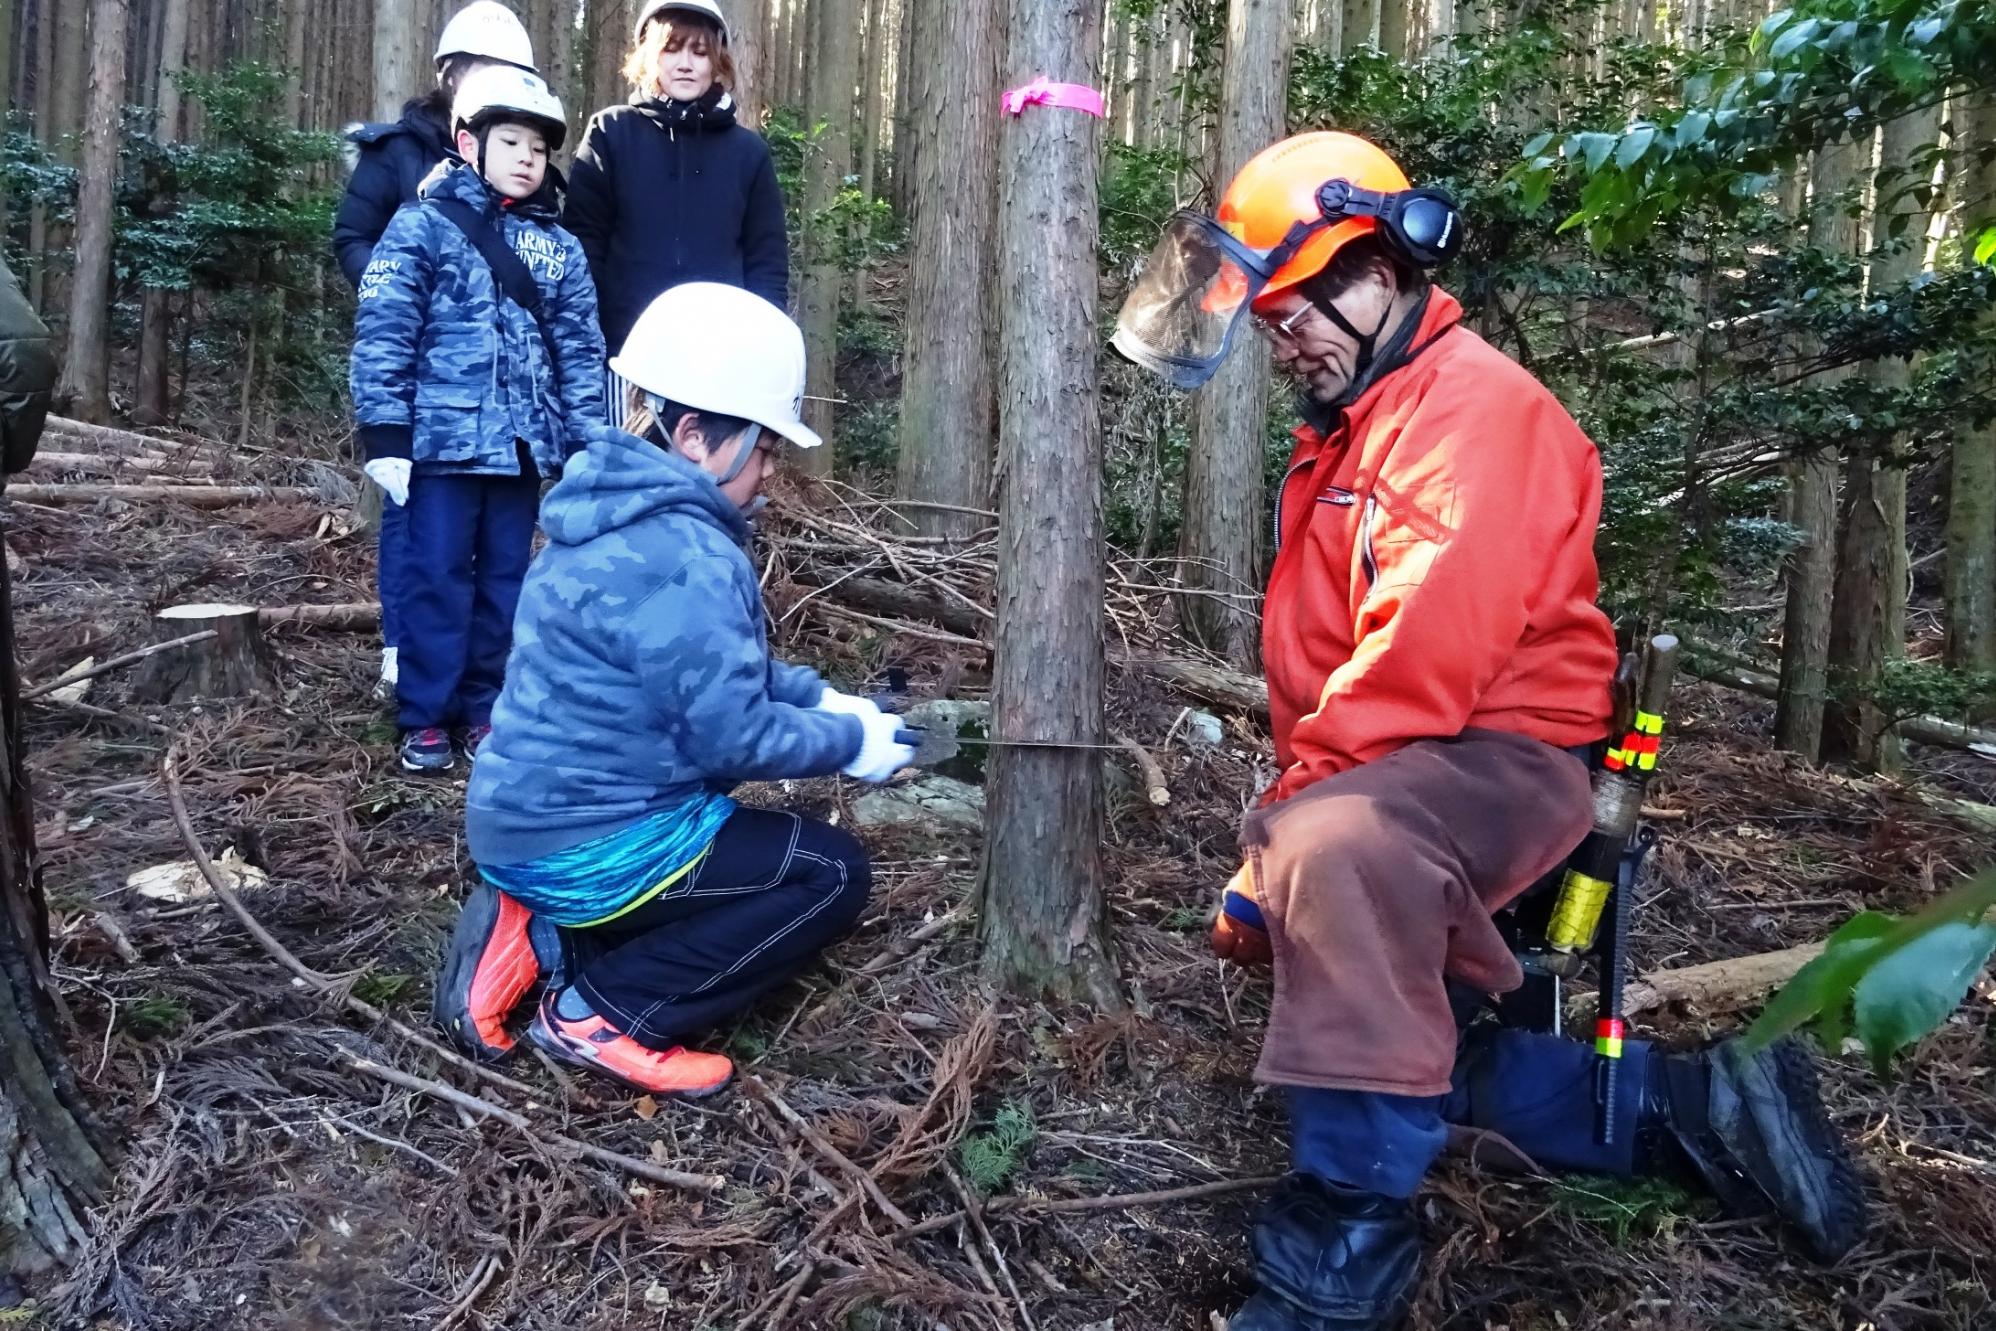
[{"left": 1116, "top": 133, "right": 1863, "bottom": 1331}]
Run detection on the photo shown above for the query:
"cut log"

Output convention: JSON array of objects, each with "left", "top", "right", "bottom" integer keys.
[
  {"left": 44, "top": 415, "right": 223, "bottom": 454},
  {"left": 259, "top": 603, "right": 384, "bottom": 632},
  {"left": 30, "top": 451, "right": 216, "bottom": 477},
  {"left": 5, "top": 483, "right": 307, "bottom": 507},
  {"left": 9, "top": 482, "right": 291, "bottom": 506},
  {"left": 131, "top": 605, "right": 279, "bottom": 703},
  {"left": 1619, "top": 942, "right": 1827, "bottom": 1017},
  {"left": 1685, "top": 651, "right": 1996, "bottom": 757}
]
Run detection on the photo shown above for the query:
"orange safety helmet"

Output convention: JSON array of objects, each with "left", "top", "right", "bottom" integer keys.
[{"left": 1219, "top": 132, "right": 1412, "bottom": 308}]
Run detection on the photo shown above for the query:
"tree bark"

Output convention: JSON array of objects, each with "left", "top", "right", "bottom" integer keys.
[
  {"left": 1825, "top": 111, "right": 1941, "bottom": 770},
  {"left": 1945, "top": 91, "right": 1996, "bottom": 671},
  {"left": 373, "top": 0, "right": 426, "bottom": 123},
  {"left": 895, "top": 0, "right": 1001, "bottom": 539},
  {"left": 1180, "top": 0, "right": 1288, "bottom": 670},
  {"left": 54, "top": 0, "right": 127, "bottom": 425},
  {"left": 283, "top": 0, "right": 310, "bottom": 127},
  {"left": 981, "top": 0, "right": 1120, "bottom": 1006},
  {"left": 796, "top": 0, "right": 860, "bottom": 471},
  {"left": 732, "top": 0, "right": 768, "bottom": 128},
  {"left": 1379, "top": 0, "right": 1410, "bottom": 60},
  {"left": 0, "top": 519, "right": 112, "bottom": 1281},
  {"left": 1774, "top": 139, "right": 1862, "bottom": 760},
  {"left": 1341, "top": 0, "right": 1376, "bottom": 51},
  {"left": 890, "top": 0, "right": 920, "bottom": 215},
  {"left": 155, "top": 0, "right": 192, "bottom": 140},
  {"left": 857, "top": 0, "right": 887, "bottom": 202}
]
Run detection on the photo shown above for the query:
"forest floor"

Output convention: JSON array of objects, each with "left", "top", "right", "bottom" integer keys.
[{"left": 5, "top": 420, "right": 1995, "bottom": 1331}]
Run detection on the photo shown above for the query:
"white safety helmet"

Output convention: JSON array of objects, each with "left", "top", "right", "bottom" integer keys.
[
  {"left": 634, "top": 0, "right": 730, "bottom": 43},
  {"left": 435, "top": 1, "right": 536, "bottom": 71},
  {"left": 452, "top": 65, "right": 568, "bottom": 152},
  {"left": 611, "top": 283, "right": 820, "bottom": 451}
]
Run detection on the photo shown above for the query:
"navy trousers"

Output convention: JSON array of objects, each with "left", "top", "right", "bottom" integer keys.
[
  {"left": 377, "top": 496, "right": 408, "bottom": 652},
  {"left": 396, "top": 470, "right": 540, "bottom": 731},
  {"left": 1290, "top": 1028, "right": 1655, "bottom": 1198},
  {"left": 569, "top": 807, "right": 872, "bottom": 1051}
]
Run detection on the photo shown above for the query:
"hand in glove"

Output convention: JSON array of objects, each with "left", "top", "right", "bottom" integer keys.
[
  {"left": 842, "top": 707, "right": 917, "bottom": 784},
  {"left": 364, "top": 457, "right": 412, "bottom": 507},
  {"left": 816, "top": 686, "right": 883, "bottom": 720},
  {"left": 1210, "top": 862, "right": 1272, "bottom": 966}
]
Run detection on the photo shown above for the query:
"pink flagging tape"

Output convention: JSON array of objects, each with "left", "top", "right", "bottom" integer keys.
[{"left": 1001, "top": 77, "right": 1106, "bottom": 119}]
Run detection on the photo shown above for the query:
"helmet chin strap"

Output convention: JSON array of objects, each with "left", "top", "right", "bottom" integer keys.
[
  {"left": 1312, "top": 289, "right": 1396, "bottom": 384},
  {"left": 650, "top": 391, "right": 764, "bottom": 496}
]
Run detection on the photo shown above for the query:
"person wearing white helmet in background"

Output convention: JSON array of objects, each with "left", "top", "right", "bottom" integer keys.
[
  {"left": 334, "top": 1, "right": 540, "bottom": 700},
  {"left": 438, "top": 283, "right": 912, "bottom": 1094},
  {"left": 350, "top": 66, "right": 605, "bottom": 777},
  {"left": 564, "top": 0, "right": 789, "bottom": 418}
]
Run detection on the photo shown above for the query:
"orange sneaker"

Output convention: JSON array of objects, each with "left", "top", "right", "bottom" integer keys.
[
  {"left": 526, "top": 993, "right": 734, "bottom": 1097},
  {"left": 434, "top": 884, "right": 545, "bottom": 1060}
]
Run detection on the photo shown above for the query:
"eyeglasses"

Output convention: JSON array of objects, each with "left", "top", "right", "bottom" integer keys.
[{"left": 1250, "top": 303, "right": 1314, "bottom": 342}]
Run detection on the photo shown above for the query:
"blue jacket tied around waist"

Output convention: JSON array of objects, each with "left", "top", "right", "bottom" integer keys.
[{"left": 466, "top": 423, "right": 865, "bottom": 917}]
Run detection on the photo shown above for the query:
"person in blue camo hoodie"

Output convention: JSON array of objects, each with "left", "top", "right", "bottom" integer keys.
[
  {"left": 434, "top": 283, "right": 915, "bottom": 1096},
  {"left": 351, "top": 65, "right": 605, "bottom": 774}
]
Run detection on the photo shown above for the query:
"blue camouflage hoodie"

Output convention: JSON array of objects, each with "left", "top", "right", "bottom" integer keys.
[
  {"left": 351, "top": 162, "right": 606, "bottom": 478},
  {"left": 465, "top": 422, "right": 864, "bottom": 868}
]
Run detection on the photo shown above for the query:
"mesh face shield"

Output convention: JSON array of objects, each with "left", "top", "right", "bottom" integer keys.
[{"left": 1111, "top": 210, "right": 1319, "bottom": 391}]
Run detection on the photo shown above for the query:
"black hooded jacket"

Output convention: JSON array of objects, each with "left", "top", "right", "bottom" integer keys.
[
  {"left": 562, "top": 88, "right": 789, "bottom": 355},
  {"left": 332, "top": 98, "right": 458, "bottom": 290}
]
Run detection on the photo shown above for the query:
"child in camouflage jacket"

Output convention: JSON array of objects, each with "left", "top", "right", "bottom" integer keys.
[{"left": 350, "top": 65, "right": 605, "bottom": 774}]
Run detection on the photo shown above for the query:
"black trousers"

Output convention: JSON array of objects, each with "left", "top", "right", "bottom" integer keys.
[{"left": 568, "top": 806, "right": 871, "bottom": 1051}]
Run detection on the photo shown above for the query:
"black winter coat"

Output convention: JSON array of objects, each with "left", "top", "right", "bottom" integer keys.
[
  {"left": 0, "top": 256, "right": 53, "bottom": 479},
  {"left": 332, "top": 99, "right": 458, "bottom": 290},
  {"left": 563, "top": 91, "right": 789, "bottom": 355}
]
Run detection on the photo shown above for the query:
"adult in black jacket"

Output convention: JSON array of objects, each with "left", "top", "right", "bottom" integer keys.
[{"left": 565, "top": 1, "right": 788, "bottom": 363}]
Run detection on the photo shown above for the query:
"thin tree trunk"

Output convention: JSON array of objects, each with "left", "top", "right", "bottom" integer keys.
[
  {"left": 134, "top": 288, "right": 173, "bottom": 425},
  {"left": 981, "top": 0, "right": 1120, "bottom": 1007},
  {"left": 896, "top": 0, "right": 1001, "bottom": 539},
  {"left": 373, "top": 0, "right": 424, "bottom": 123},
  {"left": 1944, "top": 91, "right": 1996, "bottom": 670},
  {"left": 797, "top": 0, "right": 860, "bottom": 470},
  {"left": 1825, "top": 111, "right": 1942, "bottom": 770},
  {"left": 1181, "top": 0, "right": 1289, "bottom": 669},
  {"left": 155, "top": 0, "right": 191, "bottom": 139},
  {"left": 1379, "top": 0, "right": 1409, "bottom": 59},
  {"left": 1132, "top": 12, "right": 1158, "bottom": 149},
  {"left": 857, "top": 0, "right": 886, "bottom": 201},
  {"left": 889, "top": 0, "right": 916, "bottom": 212},
  {"left": 283, "top": 0, "right": 309, "bottom": 126},
  {"left": 1775, "top": 139, "right": 1861, "bottom": 759},
  {"left": 732, "top": 0, "right": 768, "bottom": 128},
  {"left": 54, "top": 0, "right": 127, "bottom": 425},
  {"left": 1342, "top": 0, "right": 1376, "bottom": 51}
]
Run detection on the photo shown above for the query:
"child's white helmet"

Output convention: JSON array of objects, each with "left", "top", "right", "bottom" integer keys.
[
  {"left": 435, "top": 2, "right": 537, "bottom": 71},
  {"left": 452, "top": 66, "right": 568, "bottom": 151},
  {"left": 634, "top": 0, "right": 730, "bottom": 43},
  {"left": 611, "top": 283, "right": 820, "bottom": 450}
]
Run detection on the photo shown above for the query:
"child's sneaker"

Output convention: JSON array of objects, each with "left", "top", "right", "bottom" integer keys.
[
  {"left": 400, "top": 727, "right": 456, "bottom": 773},
  {"left": 526, "top": 991, "right": 733, "bottom": 1097},
  {"left": 462, "top": 723, "right": 493, "bottom": 758},
  {"left": 433, "top": 883, "right": 546, "bottom": 1060}
]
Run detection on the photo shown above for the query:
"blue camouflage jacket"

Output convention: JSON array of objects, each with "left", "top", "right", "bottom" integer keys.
[
  {"left": 465, "top": 422, "right": 863, "bottom": 868},
  {"left": 351, "top": 162, "right": 606, "bottom": 478}
]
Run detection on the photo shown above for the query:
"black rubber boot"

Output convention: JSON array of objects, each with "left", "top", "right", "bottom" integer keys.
[
  {"left": 1659, "top": 1036, "right": 1867, "bottom": 1262},
  {"left": 1229, "top": 1174, "right": 1421, "bottom": 1331}
]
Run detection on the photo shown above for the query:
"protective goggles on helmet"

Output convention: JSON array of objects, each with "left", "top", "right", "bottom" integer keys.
[{"left": 1110, "top": 179, "right": 1462, "bottom": 391}]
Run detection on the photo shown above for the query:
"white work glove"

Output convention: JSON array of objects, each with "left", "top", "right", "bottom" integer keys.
[
  {"left": 841, "top": 707, "right": 916, "bottom": 784},
  {"left": 365, "top": 457, "right": 412, "bottom": 507},
  {"left": 816, "top": 686, "right": 883, "bottom": 720}
]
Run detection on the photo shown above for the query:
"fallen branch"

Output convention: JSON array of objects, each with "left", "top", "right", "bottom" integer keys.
[
  {"left": 160, "top": 749, "right": 538, "bottom": 1101},
  {"left": 747, "top": 1075, "right": 915, "bottom": 1227},
  {"left": 1618, "top": 943, "right": 1829, "bottom": 1017},
  {"left": 22, "top": 631, "right": 218, "bottom": 701},
  {"left": 45, "top": 415, "right": 225, "bottom": 454},
  {"left": 259, "top": 602, "right": 386, "bottom": 632},
  {"left": 1682, "top": 652, "right": 1996, "bottom": 758},
  {"left": 895, "top": 1174, "right": 1283, "bottom": 1241},
  {"left": 345, "top": 1055, "right": 725, "bottom": 1194},
  {"left": 7, "top": 482, "right": 313, "bottom": 507},
  {"left": 433, "top": 1252, "right": 503, "bottom": 1331},
  {"left": 944, "top": 1164, "right": 1040, "bottom": 1331},
  {"left": 31, "top": 451, "right": 215, "bottom": 475},
  {"left": 1113, "top": 732, "right": 1171, "bottom": 807}
]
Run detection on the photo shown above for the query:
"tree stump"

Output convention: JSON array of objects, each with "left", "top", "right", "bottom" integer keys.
[{"left": 131, "top": 604, "right": 279, "bottom": 703}]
